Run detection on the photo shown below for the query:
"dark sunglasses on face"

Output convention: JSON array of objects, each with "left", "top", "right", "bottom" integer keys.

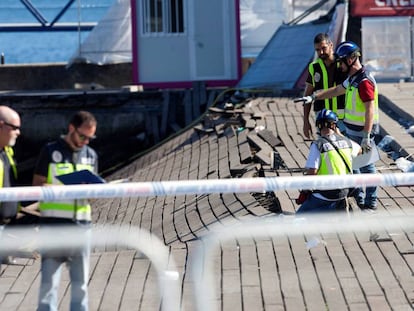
[
  {"left": 75, "top": 128, "right": 96, "bottom": 141},
  {"left": 2, "top": 121, "right": 20, "bottom": 131}
]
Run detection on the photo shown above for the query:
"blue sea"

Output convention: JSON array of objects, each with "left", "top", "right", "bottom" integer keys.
[{"left": 0, "top": 0, "right": 114, "bottom": 64}]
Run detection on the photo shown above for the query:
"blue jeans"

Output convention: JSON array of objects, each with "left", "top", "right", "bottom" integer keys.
[
  {"left": 37, "top": 229, "right": 90, "bottom": 311},
  {"left": 296, "top": 194, "right": 345, "bottom": 214},
  {"left": 346, "top": 133, "right": 378, "bottom": 207}
]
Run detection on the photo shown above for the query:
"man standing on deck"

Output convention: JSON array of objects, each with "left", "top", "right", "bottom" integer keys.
[
  {"left": 0, "top": 106, "right": 21, "bottom": 241},
  {"left": 34, "top": 110, "right": 98, "bottom": 311},
  {"left": 0, "top": 106, "right": 40, "bottom": 265},
  {"left": 302, "top": 33, "right": 347, "bottom": 139}
]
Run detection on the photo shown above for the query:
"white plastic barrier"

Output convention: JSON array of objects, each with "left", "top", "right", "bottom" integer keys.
[
  {"left": 189, "top": 213, "right": 414, "bottom": 311},
  {"left": 0, "top": 225, "right": 180, "bottom": 311},
  {"left": 0, "top": 172, "right": 413, "bottom": 202}
]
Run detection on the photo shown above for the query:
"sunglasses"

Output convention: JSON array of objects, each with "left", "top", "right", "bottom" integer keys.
[
  {"left": 2, "top": 121, "right": 20, "bottom": 131},
  {"left": 75, "top": 128, "right": 96, "bottom": 141}
]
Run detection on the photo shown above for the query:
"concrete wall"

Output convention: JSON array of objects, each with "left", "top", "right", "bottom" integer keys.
[
  {"left": 0, "top": 63, "right": 216, "bottom": 183},
  {"left": 0, "top": 63, "right": 133, "bottom": 90}
]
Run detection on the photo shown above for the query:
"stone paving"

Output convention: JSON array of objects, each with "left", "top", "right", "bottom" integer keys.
[{"left": 0, "top": 82, "right": 414, "bottom": 310}]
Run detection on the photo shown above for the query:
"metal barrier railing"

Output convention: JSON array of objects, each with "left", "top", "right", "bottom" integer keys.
[
  {"left": 0, "top": 225, "right": 180, "bottom": 311},
  {"left": 189, "top": 212, "right": 414, "bottom": 311}
]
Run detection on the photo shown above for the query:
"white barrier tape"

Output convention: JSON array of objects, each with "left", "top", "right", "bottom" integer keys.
[
  {"left": 0, "top": 172, "right": 413, "bottom": 202},
  {"left": 0, "top": 225, "right": 180, "bottom": 311},
  {"left": 190, "top": 213, "right": 414, "bottom": 311}
]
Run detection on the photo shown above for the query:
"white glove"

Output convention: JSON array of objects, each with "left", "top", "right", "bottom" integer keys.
[
  {"left": 293, "top": 94, "right": 315, "bottom": 104},
  {"left": 361, "top": 137, "right": 372, "bottom": 153}
]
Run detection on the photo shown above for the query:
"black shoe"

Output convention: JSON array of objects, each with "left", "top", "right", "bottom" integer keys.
[{"left": 358, "top": 203, "right": 377, "bottom": 211}]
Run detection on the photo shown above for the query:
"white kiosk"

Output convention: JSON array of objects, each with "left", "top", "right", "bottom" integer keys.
[{"left": 131, "top": 0, "right": 241, "bottom": 88}]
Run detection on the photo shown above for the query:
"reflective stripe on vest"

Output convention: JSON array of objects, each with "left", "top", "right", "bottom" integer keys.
[
  {"left": 39, "top": 163, "right": 93, "bottom": 221},
  {"left": 316, "top": 137, "right": 352, "bottom": 176},
  {"left": 344, "top": 78, "right": 379, "bottom": 128},
  {"left": 309, "top": 59, "right": 344, "bottom": 119},
  {"left": 39, "top": 202, "right": 91, "bottom": 221},
  {"left": 5, "top": 146, "right": 17, "bottom": 180}
]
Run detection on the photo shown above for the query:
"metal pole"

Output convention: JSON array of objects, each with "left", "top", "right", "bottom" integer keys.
[{"left": 77, "top": 0, "right": 82, "bottom": 55}]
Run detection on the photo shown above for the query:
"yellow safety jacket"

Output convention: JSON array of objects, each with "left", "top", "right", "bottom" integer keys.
[
  {"left": 308, "top": 58, "right": 345, "bottom": 119},
  {"left": 39, "top": 163, "right": 93, "bottom": 221},
  {"left": 313, "top": 134, "right": 353, "bottom": 200},
  {"left": 38, "top": 139, "right": 97, "bottom": 222},
  {"left": 0, "top": 146, "right": 17, "bottom": 187},
  {"left": 0, "top": 146, "right": 19, "bottom": 219},
  {"left": 344, "top": 68, "right": 379, "bottom": 131}
]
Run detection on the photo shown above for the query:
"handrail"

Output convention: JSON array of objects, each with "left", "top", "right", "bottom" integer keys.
[
  {"left": 0, "top": 0, "right": 96, "bottom": 32},
  {"left": 21, "top": 0, "right": 48, "bottom": 25}
]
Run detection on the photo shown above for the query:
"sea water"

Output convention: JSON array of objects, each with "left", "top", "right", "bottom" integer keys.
[{"left": 0, "top": 0, "right": 113, "bottom": 64}]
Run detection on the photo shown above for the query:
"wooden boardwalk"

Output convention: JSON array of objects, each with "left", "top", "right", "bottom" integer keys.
[{"left": 1, "top": 82, "right": 414, "bottom": 310}]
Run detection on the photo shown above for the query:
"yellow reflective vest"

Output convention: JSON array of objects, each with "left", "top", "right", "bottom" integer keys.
[
  {"left": 313, "top": 134, "right": 353, "bottom": 200},
  {"left": 0, "top": 146, "right": 17, "bottom": 187},
  {"left": 0, "top": 146, "right": 19, "bottom": 218},
  {"left": 316, "top": 135, "right": 352, "bottom": 176},
  {"left": 308, "top": 58, "right": 345, "bottom": 119},
  {"left": 343, "top": 68, "right": 379, "bottom": 131},
  {"left": 37, "top": 139, "right": 98, "bottom": 222}
]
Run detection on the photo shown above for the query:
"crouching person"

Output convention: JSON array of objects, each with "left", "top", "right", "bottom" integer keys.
[{"left": 296, "top": 109, "right": 360, "bottom": 214}]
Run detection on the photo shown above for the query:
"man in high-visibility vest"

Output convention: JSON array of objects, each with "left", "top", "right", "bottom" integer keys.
[
  {"left": 0, "top": 106, "right": 20, "bottom": 221},
  {"left": 33, "top": 110, "right": 98, "bottom": 311},
  {"left": 295, "top": 41, "right": 380, "bottom": 211},
  {"left": 296, "top": 109, "right": 360, "bottom": 213},
  {"left": 0, "top": 106, "right": 20, "bottom": 224},
  {"left": 302, "top": 33, "right": 347, "bottom": 139},
  {"left": 0, "top": 106, "right": 25, "bottom": 265}
]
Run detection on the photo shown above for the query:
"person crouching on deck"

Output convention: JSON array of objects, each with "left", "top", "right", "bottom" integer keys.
[{"left": 296, "top": 109, "right": 360, "bottom": 214}]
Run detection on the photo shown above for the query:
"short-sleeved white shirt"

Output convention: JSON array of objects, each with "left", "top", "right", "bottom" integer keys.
[{"left": 305, "top": 135, "right": 360, "bottom": 170}]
